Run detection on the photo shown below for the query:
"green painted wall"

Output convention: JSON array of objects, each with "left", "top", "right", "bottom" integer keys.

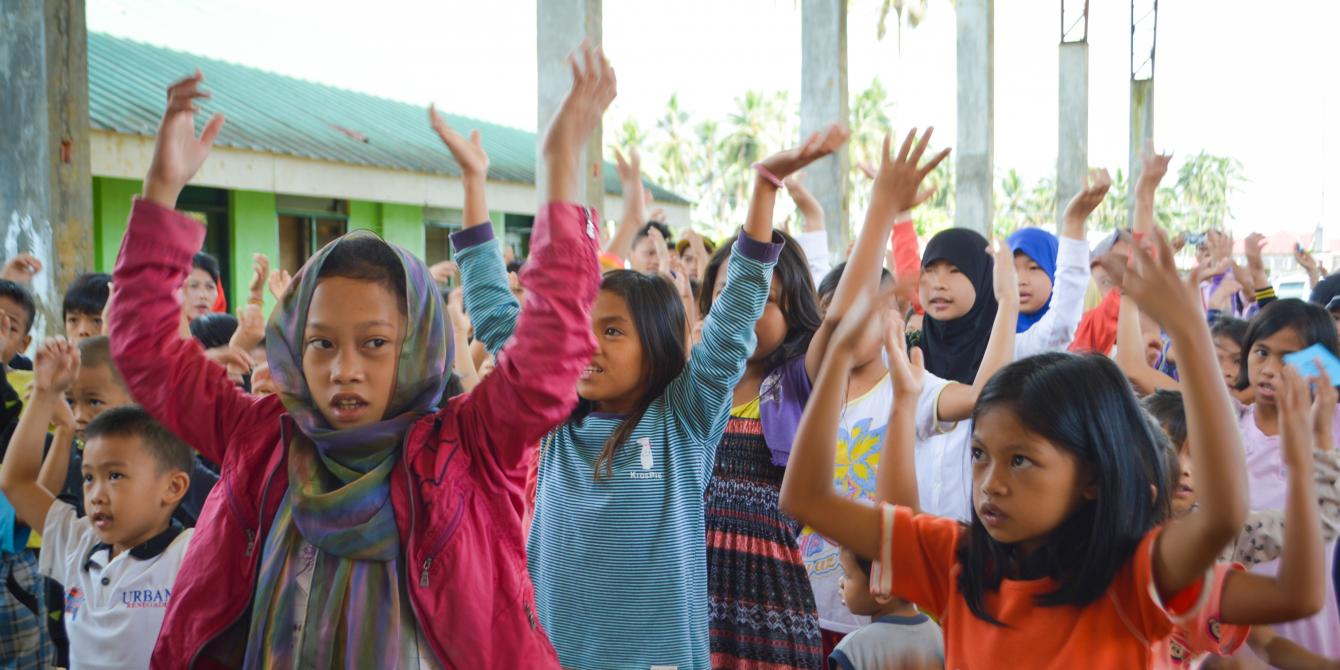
[
  {"left": 347, "top": 200, "right": 381, "bottom": 235},
  {"left": 229, "top": 190, "right": 279, "bottom": 315},
  {"left": 489, "top": 209, "right": 506, "bottom": 240},
  {"left": 92, "top": 177, "right": 142, "bottom": 272},
  {"left": 381, "top": 203, "right": 425, "bottom": 258}
]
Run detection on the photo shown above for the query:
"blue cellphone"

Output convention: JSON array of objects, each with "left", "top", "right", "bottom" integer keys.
[{"left": 1282, "top": 343, "right": 1340, "bottom": 386}]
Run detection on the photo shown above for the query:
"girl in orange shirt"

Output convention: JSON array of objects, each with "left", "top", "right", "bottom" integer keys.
[{"left": 781, "top": 227, "right": 1250, "bottom": 669}]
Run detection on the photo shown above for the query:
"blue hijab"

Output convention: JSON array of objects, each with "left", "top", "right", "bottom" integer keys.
[{"left": 1007, "top": 227, "right": 1059, "bottom": 333}]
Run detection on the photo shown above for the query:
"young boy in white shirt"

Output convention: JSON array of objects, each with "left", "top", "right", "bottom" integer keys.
[{"left": 0, "top": 337, "right": 193, "bottom": 669}]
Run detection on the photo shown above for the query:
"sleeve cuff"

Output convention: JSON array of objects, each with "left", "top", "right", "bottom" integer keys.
[
  {"left": 125, "top": 198, "right": 206, "bottom": 266},
  {"left": 1057, "top": 237, "right": 1090, "bottom": 268},
  {"left": 450, "top": 224, "right": 496, "bottom": 251},
  {"left": 734, "top": 229, "right": 785, "bottom": 264}
]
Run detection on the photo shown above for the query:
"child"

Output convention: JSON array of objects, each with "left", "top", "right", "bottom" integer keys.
[
  {"left": 0, "top": 279, "right": 37, "bottom": 394},
  {"left": 629, "top": 220, "right": 674, "bottom": 275},
  {"left": 451, "top": 103, "right": 845, "bottom": 665},
  {"left": 827, "top": 546, "right": 943, "bottom": 670},
  {"left": 106, "top": 50, "right": 610, "bottom": 667},
  {"left": 0, "top": 337, "right": 195, "bottom": 669},
  {"left": 1232, "top": 298, "right": 1340, "bottom": 658},
  {"left": 63, "top": 273, "right": 112, "bottom": 344},
  {"left": 782, "top": 228, "right": 1250, "bottom": 668},
  {"left": 1008, "top": 167, "right": 1108, "bottom": 357}
]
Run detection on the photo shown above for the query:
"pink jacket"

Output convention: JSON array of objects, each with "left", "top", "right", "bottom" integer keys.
[{"left": 109, "top": 199, "right": 599, "bottom": 669}]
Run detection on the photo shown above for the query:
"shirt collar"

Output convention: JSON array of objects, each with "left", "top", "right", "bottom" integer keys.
[{"left": 83, "top": 520, "right": 184, "bottom": 572}]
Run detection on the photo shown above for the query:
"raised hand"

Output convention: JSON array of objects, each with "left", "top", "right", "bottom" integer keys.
[
  {"left": 991, "top": 239, "right": 1020, "bottom": 309},
  {"left": 647, "top": 225, "right": 672, "bottom": 275},
  {"left": 430, "top": 104, "right": 490, "bottom": 180},
  {"left": 1278, "top": 365, "right": 1318, "bottom": 469},
  {"left": 757, "top": 124, "right": 851, "bottom": 186},
  {"left": 1296, "top": 245, "right": 1319, "bottom": 273},
  {"left": 1062, "top": 168, "right": 1112, "bottom": 237},
  {"left": 1, "top": 253, "right": 43, "bottom": 284},
  {"left": 1208, "top": 274, "right": 1242, "bottom": 311},
  {"left": 884, "top": 308, "right": 924, "bottom": 408},
  {"left": 542, "top": 41, "right": 617, "bottom": 203},
  {"left": 144, "top": 70, "right": 226, "bottom": 209},
  {"left": 1138, "top": 138, "right": 1173, "bottom": 189},
  {"left": 614, "top": 147, "right": 642, "bottom": 190},
  {"left": 248, "top": 253, "right": 270, "bottom": 303},
  {"left": 267, "top": 268, "right": 293, "bottom": 302},
  {"left": 870, "top": 128, "right": 952, "bottom": 216},
  {"left": 33, "top": 337, "right": 80, "bottom": 395},
  {"left": 203, "top": 345, "right": 253, "bottom": 378},
  {"left": 1102, "top": 229, "right": 1203, "bottom": 335},
  {"left": 229, "top": 303, "right": 266, "bottom": 352},
  {"left": 446, "top": 287, "right": 472, "bottom": 335},
  {"left": 1312, "top": 366, "right": 1337, "bottom": 452},
  {"left": 429, "top": 260, "right": 460, "bottom": 286}
]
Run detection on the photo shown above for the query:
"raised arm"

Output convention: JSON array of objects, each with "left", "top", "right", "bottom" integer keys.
[
  {"left": 874, "top": 312, "right": 925, "bottom": 512},
  {"left": 783, "top": 173, "right": 833, "bottom": 282},
  {"left": 935, "top": 242, "right": 1019, "bottom": 421},
  {"left": 109, "top": 72, "right": 271, "bottom": 466},
  {"left": 0, "top": 337, "right": 77, "bottom": 532},
  {"left": 603, "top": 148, "right": 645, "bottom": 262},
  {"left": 432, "top": 105, "right": 522, "bottom": 356},
  {"left": 1115, "top": 295, "right": 1179, "bottom": 395},
  {"left": 666, "top": 124, "right": 848, "bottom": 444},
  {"left": 1134, "top": 140, "right": 1171, "bottom": 237},
  {"left": 1110, "top": 229, "right": 1248, "bottom": 599},
  {"left": 806, "top": 129, "right": 949, "bottom": 381},
  {"left": 779, "top": 295, "right": 886, "bottom": 561},
  {"left": 450, "top": 43, "right": 610, "bottom": 478},
  {"left": 1217, "top": 366, "right": 1329, "bottom": 625}
]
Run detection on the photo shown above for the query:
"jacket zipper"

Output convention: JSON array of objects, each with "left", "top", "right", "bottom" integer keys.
[
  {"left": 188, "top": 425, "right": 285, "bottom": 669},
  {"left": 418, "top": 490, "right": 465, "bottom": 587}
]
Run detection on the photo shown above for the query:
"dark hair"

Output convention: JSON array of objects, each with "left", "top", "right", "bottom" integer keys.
[
  {"left": 77, "top": 336, "right": 127, "bottom": 390},
  {"left": 1210, "top": 316, "right": 1249, "bottom": 348},
  {"left": 632, "top": 220, "right": 674, "bottom": 249},
  {"left": 0, "top": 280, "right": 36, "bottom": 335},
  {"left": 63, "top": 273, "right": 112, "bottom": 320},
  {"left": 85, "top": 405, "right": 193, "bottom": 475},
  {"left": 698, "top": 230, "right": 822, "bottom": 373},
  {"left": 816, "top": 261, "right": 894, "bottom": 301},
  {"left": 576, "top": 270, "right": 687, "bottom": 480},
  {"left": 191, "top": 252, "right": 221, "bottom": 284},
  {"left": 841, "top": 546, "right": 873, "bottom": 579},
  {"left": 188, "top": 312, "right": 239, "bottom": 350},
  {"left": 506, "top": 259, "right": 526, "bottom": 275},
  {"left": 1310, "top": 272, "right": 1340, "bottom": 308},
  {"left": 317, "top": 236, "right": 408, "bottom": 316},
  {"left": 1142, "top": 390, "right": 1188, "bottom": 448},
  {"left": 961, "top": 352, "right": 1168, "bottom": 625},
  {"left": 1235, "top": 299, "right": 1340, "bottom": 390}
]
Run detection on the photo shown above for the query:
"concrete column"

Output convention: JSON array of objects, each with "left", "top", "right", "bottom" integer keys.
[
  {"left": 1056, "top": 42, "right": 1088, "bottom": 231},
  {"left": 1127, "top": 78, "right": 1154, "bottom": 219},
  {"left": 536, "top": 0, "right": 602, "bottom": 210},
  {"left": 0, "top": 0, "right": 93, "bottom": 339},
  {"left": 954, "top": 0, "right": 994, "bottom": 237},
  {"left": 801, "top": 0, "right": 850, "bottom": 257}
]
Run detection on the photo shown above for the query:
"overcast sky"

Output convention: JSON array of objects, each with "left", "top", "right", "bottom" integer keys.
[{"left": 88, "top": 0, "right": 1339, "bottom": 235}]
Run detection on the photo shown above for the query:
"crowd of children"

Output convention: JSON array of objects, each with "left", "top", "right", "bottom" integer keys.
[{"left": 1, "top": 45, "right": 1340, "bottom": 670}]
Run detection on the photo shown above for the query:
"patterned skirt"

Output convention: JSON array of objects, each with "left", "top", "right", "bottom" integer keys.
[{"left": 705, "top": 414, "right": 822, "bottom": 669}]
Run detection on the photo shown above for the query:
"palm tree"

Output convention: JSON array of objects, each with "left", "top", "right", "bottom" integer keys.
[
  {"left": 655, "top": 93, "right": 695, "bottom": 192},
  {"left": 1175, "top": 151, "right": 1245, "bottom": 231}
]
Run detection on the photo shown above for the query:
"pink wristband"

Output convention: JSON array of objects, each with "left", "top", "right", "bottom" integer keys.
[{"left": 752, "top": 163, "right": 784, "bottom": 189}]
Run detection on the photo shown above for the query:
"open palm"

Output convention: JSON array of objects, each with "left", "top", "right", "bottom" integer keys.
[{"left": 144, "top": 70, "right": 225, "bottom": 207}]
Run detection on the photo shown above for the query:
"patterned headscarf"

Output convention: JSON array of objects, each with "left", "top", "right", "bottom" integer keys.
[{"left": 244, "top": 230, "right": 449, "bottom": 668}]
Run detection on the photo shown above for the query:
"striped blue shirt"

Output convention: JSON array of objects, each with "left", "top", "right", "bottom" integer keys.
[{"left": 456, "top": 228, "right": 781, "bottom": 670}]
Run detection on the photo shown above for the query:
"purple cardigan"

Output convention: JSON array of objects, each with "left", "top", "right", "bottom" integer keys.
[{"left": 760, "top": 355, "right": 813, "bottom": 467}]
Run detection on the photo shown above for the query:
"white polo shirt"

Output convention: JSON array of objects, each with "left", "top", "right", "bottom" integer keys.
[{"left": 38, "top": 500, "right": 193, "bottom": 670}]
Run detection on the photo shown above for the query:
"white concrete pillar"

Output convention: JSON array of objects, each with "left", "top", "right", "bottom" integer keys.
[
  {"left": 955, "top": 0, "right": 994, "bottom": 236},
  {"left": 1056, "top": 41, "right": 1088, "bottom": 231},
  {"left": 536, "top": 0, "right": 603, "bottom": 210},
  {"left": 801, "top": 0, "right": 850, "bottom": 257}
]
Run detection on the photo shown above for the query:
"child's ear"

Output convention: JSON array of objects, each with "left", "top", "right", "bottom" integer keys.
[
  {"left": 162, "top": 471, "right": 190, "bottom": 507},
  {"left": 20, "top": 334, "right": 31, "bottom": 353}
]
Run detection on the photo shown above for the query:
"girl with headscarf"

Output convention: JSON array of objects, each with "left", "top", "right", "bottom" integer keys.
[{"left": 107, "top": 57, "right": 613, "bottom": 668}]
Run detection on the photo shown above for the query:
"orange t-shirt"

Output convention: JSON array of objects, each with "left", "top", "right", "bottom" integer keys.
[{"left": 869, "top": 504, "right": 1178, "bottom": 669}]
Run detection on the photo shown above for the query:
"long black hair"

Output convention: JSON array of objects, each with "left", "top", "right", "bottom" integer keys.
[
  {"left": 1234, "top": 299, "right": 1340, "bottom": 390},
  {"left": 698, "top": 230, "right": 821, "bottom": 373},
  {"left": 575, "top": 270, "right": 688, "bottom": 480},
  {"left": 959, "top": 352, "right": 1168, "bottom": 625}
]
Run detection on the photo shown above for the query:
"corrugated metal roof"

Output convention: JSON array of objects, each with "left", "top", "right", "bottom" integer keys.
[{"left": 87, "top": 32, "right": 689, "bottom": 204}]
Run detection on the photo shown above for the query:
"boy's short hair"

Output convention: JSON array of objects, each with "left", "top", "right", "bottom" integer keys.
[
  {"left": 84, "top": 405, "right": 192, "bottom": 475},
  {"left": 841, "top": 546, "right": 873, "bottom": 579},
  {"left": 62, "top": 273, "right": 112, "bottom": 320},
  {"left": 77, "top": 336, "right": 127, "bottom": 390},
  {"left": 633, "top": 221, "right": 674, "bottom": 248},
  {"left": 817, "top": 262, "right": 894, "bottom": 300},
  {"left": 0, "top": 279, "right": 37, "bottom": 334},
  {"left": 1141, "top": 389, "right": 1187, "bottom": 448}
]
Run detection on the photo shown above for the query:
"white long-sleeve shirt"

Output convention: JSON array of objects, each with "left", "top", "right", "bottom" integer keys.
[
  {"left": 1014, "top": 236, "right": 1091, "bottom": 358},
  {"left": 795, "top": 229, "right": 833, "bottom": 286}
]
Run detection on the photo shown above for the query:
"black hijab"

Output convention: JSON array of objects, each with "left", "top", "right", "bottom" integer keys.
[{"left": 918, "top": 228, "right": 998, "bottom": 385}]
